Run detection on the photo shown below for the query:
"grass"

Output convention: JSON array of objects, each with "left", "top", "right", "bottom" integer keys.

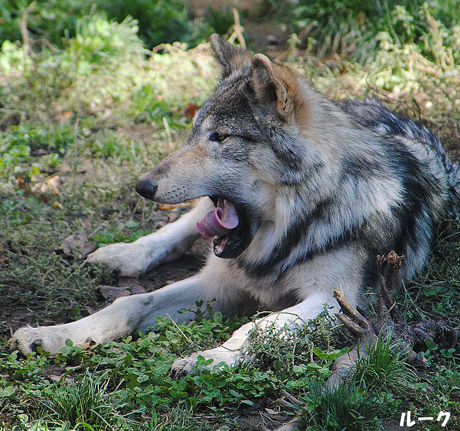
[
  {"left": 258, "top": 0, "right": 460, "bottom": 64},
  {"left": 299, "top": 380, "right": 387, "bottom": 430},
  {"left": 0, "top": 0, "right": 233, "bottom": 51},
  {"left": 36, "top": 369, "right": 131, "bottom": 430},
  {"left": 0, "top": 6, "right": 459, "bottom": 431}
]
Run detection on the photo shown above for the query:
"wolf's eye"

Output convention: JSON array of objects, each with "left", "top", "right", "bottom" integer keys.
[{"left": 209, "top": 132, "right": 228, "bottom": 142}]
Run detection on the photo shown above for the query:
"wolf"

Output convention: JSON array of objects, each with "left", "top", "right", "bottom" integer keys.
[{"left": 11, "top": 35, "right": 459, "bottom": 373}]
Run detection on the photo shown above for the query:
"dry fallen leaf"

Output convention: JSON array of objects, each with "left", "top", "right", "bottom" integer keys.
[
  {"left": 97, "top": 279, "right": 146, "bottom": 303},
  {"left": 118, "top": 276, "right": 147, "bottom": 294},
  {"left": 54, "top": 111, "right": 74, "bottom": 121},
  {"left": 98, "top": 285, "right": 131, "bottom": 302},
  {"left": 183, "top": 103, "right": 200, "bottom": 117},
  {"left": 54, "top": 231, "right": 98, "bottom": 260},
  {"left": 31, "top": 173, "right": 61, "bottom": 195}
]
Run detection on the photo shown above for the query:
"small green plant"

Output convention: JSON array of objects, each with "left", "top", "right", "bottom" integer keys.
[
  {"left": 247, "top": 308, "right": 351, "bottom": 378},
  {"left": 299, "top": 380, "right": 386, "bottom": 430},
  {"left": 0, "top": 123, "right": 74, "bottom": 179},
  {"left": 63, "top": 14, "right": 146, "bottom": 73},
  {"left": 260, "top": 0, "right": 460, "bottom": 64},
  {"left": 37, "top": 369, "right": 132, "bottom": 430},
  {"left": 353, "top": 335, "right": 419, "bottom": 396}
]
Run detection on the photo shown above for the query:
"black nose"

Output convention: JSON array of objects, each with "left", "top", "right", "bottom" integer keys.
[{"left": 135, "top": 179, "right": 158, "bottom": 200}]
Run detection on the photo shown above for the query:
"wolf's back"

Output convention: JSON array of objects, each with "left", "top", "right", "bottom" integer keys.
[{"left": 339, "top": 99, "right": 460, "bottom": 218}]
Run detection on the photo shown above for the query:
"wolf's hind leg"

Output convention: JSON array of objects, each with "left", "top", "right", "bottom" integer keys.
[{"left": 87, "top": 198, "right": 212, "bottom": 276}]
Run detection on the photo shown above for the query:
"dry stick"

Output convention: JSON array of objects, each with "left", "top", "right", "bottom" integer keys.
[
  {"left": 228, "top": 8, "right": 246, "bottom": 49},
  {"left": 376, "top": 252, "right": 406, "bottom": 326},
  {"left": 279, "top": 390, "right": 305, "bottom": 408},
  {"left": 163, "top": 116, "right": 173, "bottom": 148},
  {"left": 333, "top": 288, "right": 372, "bottom": 333},
  {"left": 167, "top": 314, "right": 194, "bottom": 346},
  {"left": 20, "top": 1, "right": 37, "bottom": 58},
  {"left": 273, "top": 420, "right": 303, "bottom": 431},
  {"left": 335, "top": 314, "right": 367, "bottom": 338}
]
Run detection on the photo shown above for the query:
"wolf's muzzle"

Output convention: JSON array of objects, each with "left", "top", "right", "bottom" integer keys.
[{"left": 135, "top": 179, "right": 158, "bottom": 200}]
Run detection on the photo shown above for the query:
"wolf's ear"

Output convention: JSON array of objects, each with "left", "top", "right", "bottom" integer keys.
[
  {"left": 251, "top": 53, "right": 297, "bottom": 120},
  {"left": 210, "top": 34, "right": 252, "bottom": 78}
]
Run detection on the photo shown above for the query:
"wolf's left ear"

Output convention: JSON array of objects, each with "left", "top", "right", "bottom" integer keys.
[
  {"left": 210, "top": 34, "right": 252, "bottom": 78},
  {"left": 251, "top": 53, "right": 297, "bottom": 120}
]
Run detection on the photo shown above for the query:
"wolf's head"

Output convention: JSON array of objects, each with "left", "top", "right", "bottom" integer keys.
[{"left": 136, "top": 35, "right": 333, "bottom": 260}]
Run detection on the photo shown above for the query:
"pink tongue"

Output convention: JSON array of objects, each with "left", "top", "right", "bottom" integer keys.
[{"left": 197, "top": 198, "right": 239, "bottom": 238}]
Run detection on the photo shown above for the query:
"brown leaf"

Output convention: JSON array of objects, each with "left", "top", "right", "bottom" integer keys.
[
  {"left": 97, "top": 285, "right": 131, "bottom": 302},
  {"left": 54, "top": 231, "right": 97, "bottom": 260},
  {"left": 97, "top": 279, "right": 146, "bottom": 302},
  {"left": 183, "top": 104, "right": 200, "bottom": 117},
  {"left": 54, "top": 111, "right": 74, "bottom": 122},
  {"left": 31, "top": 173, "right": 61, "bottom": 196},
  {"left": 158, "top": 203, "right": 178, "bottom": 211},
  {"left": 118, "top": 277, "right": 147, "bottom": 294}
]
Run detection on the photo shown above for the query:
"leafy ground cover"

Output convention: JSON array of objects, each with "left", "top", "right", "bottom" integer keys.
[{"left": 1, "top": 2, "right": 459, "bottom": 430}]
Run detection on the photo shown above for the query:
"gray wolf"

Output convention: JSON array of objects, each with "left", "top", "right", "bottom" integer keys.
[{"left": 11, "top": 35, "right": 460, "bottom": 373}]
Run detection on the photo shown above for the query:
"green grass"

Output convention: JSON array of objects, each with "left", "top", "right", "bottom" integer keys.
[
  {"left": 353, "top": 335, "right": 419, "bottom": 396},
  {"left": 259, "top": 0, "right": 460, "bottom": 64},
  {"left": 36, "top": 369, "right": 131, "bottom": 430},
  {"left": 299, "top": 380, "right": 387, "bottom": 431},
  {"left": 0, "top": 0, "right": 232, "bottom": 51},
  {"left": 0, "top": 7, "right": 459, "bottom": 431}
]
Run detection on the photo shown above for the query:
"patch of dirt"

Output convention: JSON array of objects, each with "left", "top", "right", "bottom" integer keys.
[
  {"left": 188, "top": 0, "right": 291, "bottom": 57},
  {"left": 0, "top": 234, "right": 209, "bottom": 340},
  {"left": 226, "top": 404, "right": 292, "bottom": 430},
  {"left": 139, "top": 236, "right": 210, "bottom": 291}
]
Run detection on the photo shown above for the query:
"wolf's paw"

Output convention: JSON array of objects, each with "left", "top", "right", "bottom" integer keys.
[
  {"left": 87, "top": 243, "right": 148, "bottom": 277},
  {"left": 171, "top": 347, "right": 244, "bottom": 375},
  {"left": 171, "top": 353, "right": 201, "bottom": 376},
  {"left": 9, "top": 326, "right": 73, "bottom": 355},
  {"left": 9, "top": 325, "right": 96, "bottom": 356}
]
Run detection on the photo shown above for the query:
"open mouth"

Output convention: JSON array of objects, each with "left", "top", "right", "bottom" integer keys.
[{"left": 196, "top": 197, "right": 253, "bottom": 258}]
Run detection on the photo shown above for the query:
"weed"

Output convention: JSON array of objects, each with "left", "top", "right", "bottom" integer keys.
[
  {"left": 353, "top": 335, "right": 419, "bottom": 396},
  {"left": 37, "top": 369, "right": 133, "bottom": 430},
  {"left": 299, "top": 380, "right": 386, "bottom": 431},
  {"left": 261, "top": 0, "right": 460, "bottom": 64},
  {"left": 247, "top": 308, "right": 352, "bottom": 379}
]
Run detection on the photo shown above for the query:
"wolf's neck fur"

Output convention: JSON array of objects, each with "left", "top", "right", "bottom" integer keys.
[{"left": 239, "top": 81, "right": 404, "bottom": 279}]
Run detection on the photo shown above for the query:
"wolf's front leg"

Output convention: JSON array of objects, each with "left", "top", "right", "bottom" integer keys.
[
  {"left": 171, "top": 292, "right": 340, "bottom": 374},
  {"left": 86, "top": 199, "right": 212, "bottom": 276},
  {"left": 10, "top": 275, "right": 229, "bottom": 355}
]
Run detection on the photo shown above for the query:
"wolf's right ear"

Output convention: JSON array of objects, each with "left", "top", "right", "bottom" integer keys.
[
  {"left": 251, "top": 53, "right": 297, "bottom": 120},
  {"left": 210, "top": 34, "right": 252, "bottom": 78}
]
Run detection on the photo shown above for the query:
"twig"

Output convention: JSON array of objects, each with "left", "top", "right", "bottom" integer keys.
[
  {"left": 273, "top": 418, "right": 303, "bottom": 431},
  {"left": 334, "top": 288, "right": 373, "bottom": 333},
  {"left": 163, "top": 116, "right": 173, "bottom": 148},
  {"left": 376, "top": 251, "right": 405, "bottom": 326},
  {"left": 20, "top": 1, "right": 37, "bottom": 58},
  {"left": 280, "top": 390, "right": 305, "bottom": 407},
  {"left": 167, "top": 314, "right": 194, "bottom": 345},
  {"left": 228, "top": 8, "right": 246, "bottom": 49}
]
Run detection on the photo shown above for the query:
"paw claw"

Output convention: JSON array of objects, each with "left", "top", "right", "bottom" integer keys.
[{"left": 171, "top": 355, "right": 198, "bottom": 376}]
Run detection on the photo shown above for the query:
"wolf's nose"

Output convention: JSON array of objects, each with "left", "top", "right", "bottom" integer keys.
[{"left": 136, "top": 179, "right": 158, "bottom": 200}]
